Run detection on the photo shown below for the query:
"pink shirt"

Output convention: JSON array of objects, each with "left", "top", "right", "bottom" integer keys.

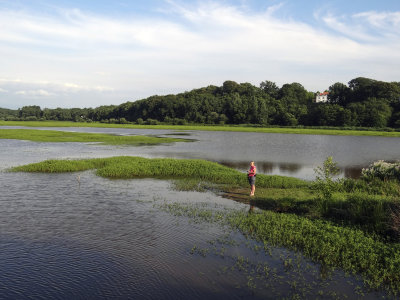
[{"left": 248, "top": 165, "right": 256, "bottom": 177}]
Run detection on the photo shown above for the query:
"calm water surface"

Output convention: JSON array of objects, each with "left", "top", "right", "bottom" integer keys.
[
  {"left": 2, "top": 126, "right": 400, "bottom": 179},
  {"left": 0, "top": 127, "right": 398, "bottom": 299}
]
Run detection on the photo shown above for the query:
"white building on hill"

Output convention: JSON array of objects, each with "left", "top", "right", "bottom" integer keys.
[{"left": 315, "top": 92, "right": 329, "bottom": 103}]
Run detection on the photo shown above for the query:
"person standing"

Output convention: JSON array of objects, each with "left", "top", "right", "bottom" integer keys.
[{"left": 247, "top": 161, "right": 256, "bottom": 196}]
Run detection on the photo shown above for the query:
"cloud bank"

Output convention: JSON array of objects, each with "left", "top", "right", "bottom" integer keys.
[{"left": 0, "top": 1, "right": 399, "bottom": 108}]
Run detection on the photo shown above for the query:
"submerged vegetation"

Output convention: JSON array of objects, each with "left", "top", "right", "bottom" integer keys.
[
  {"left": 160, "top": 202, "right": 400, "bottom": 295},
  {"left": 10, "top": 156, "right": 400, "bottom": 294},
  {"left": 0, "top": 129, "right": 185, "bottom": 145}
]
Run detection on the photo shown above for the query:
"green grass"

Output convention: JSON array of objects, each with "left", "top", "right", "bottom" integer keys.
[
  {"left": 161, "top": 202, "right": 400, "bottom": 294},
  {"left": 250, "top": 187, "right": 399, "bottom": 238},
  {"left": 10, "top": 156, "right": 308, "bottom": 189},
  {"left": 232, "top": 210, "right": 400, "bottom": 294},
  {"left": 2, "top": 120, "right": 400, "bottom": 137},
  {"left": 0, "top": 129, "right": 185, "bottom": 145}
]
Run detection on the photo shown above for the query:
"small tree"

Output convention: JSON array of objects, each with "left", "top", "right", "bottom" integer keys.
[{"left": 314, "top": 156, "right": 341, "bottom": 201}]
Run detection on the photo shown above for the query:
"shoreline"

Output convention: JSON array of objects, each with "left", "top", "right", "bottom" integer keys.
[{"left": 1, "top": 120, "right": 400, "bottom": 137}]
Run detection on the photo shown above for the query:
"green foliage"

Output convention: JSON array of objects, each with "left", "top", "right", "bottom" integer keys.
[
  {"left": 19, "top": 105, "right": 42, "bottom": 119},
  {"left": 0, "top": 107, "right": 18, "bottom": 120},
  {"left": 230, "top": 210, "right": 400, "bottom": 293},
  {"left": 361, "top": 160, "right": 400, "bottom": 181},
  {"left": 2, "top": 76, "right": 400, "bottom": 129},
  {"left": 313, "top": 156, "right": 341, "bottom": 201}
]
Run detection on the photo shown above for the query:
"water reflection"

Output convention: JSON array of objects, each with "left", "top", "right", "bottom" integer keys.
[
  {"left": 220, "top": 160, "right": 303, "bottom": 176},
  {"left": 343, "top": 167, "right": 363, "bottom": 179}
]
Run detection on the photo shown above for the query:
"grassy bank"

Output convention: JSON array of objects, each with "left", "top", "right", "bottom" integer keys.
[
  {"left": 0, "top": 129, "right": 185, "bottom": 145},
  {"left": 2, "top": 120, "right": 400, "bottom": 137},
  {"left": 10, "top": 156, "right": 400, "bottom": 293}
]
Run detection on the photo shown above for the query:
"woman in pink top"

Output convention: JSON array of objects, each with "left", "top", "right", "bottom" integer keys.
[{"left": 247, "top": 161, "right": 256, "bottom": 196}]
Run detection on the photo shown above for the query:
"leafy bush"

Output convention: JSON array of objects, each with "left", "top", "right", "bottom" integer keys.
[
  {"left": 362, "top": 160, "right": 400, "bottom": 181},
  {"left": 314, "top": 156, "right": 340, "bottom": 200}
]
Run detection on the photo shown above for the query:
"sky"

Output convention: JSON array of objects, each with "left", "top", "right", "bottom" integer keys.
[{"left": 0, "top": 0, "right": 399, "bottom": 109}]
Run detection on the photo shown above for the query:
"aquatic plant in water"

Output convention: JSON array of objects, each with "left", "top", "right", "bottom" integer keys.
[{"left": 158, "top": 201, "right": 400, "bottom": 296}]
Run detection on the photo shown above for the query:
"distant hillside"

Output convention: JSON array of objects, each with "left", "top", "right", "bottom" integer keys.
[{"left": 1, "top": 77, "right": 400, "bottom": 128}]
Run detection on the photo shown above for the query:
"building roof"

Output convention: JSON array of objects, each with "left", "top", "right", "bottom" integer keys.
[{"left": 318, "top": 92, "right": 329, "bottom": 96}]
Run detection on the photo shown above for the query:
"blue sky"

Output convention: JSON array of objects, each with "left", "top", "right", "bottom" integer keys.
[{"left": 0, "top": 0, "right": 399, "bottom": 109}]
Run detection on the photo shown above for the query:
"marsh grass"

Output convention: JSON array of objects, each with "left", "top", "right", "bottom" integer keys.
[
  {"left": 0, "top": 129, "right": 185, "bottom": 145},
  {"left": 2, "top": 120, "right": 400, "bottom": 137},
  {"left": 159, "top": 201, "right": 400, "bottom": 295},
  {"left": 11, "top": 156, "right": 308, "bottom": 189},
  {"left": 249, "top": 186, "right": 400, "bottom": 240}
]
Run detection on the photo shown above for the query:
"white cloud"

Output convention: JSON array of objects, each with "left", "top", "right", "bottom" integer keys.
[
  {"left": 354, "top": 11, "right": 400, "bottom": 30},
  {"left": 320, "top": 9, "right": 400, "bottom": 42},
  {"left": 0, "top": 78, "right": 114, "bottom": 106},
  {"left": 15, "top": 89, "right": 54, "bottom": 97},
  {"left": 0, "top": 1, "right": 399, "bottom": 108}
]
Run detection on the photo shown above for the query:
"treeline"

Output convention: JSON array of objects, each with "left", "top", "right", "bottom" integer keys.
[{"left": 2, "top": 77, "right": 400, "bottom": 128}]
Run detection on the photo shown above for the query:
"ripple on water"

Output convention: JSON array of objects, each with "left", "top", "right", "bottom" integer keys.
[{"left": 0, "top": 171, "right": 394, "bottom": 299}]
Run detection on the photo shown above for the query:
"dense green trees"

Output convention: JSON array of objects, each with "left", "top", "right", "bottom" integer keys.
[
  {"left": 2, "top": 77, "right": 400, "bottom": 128},
  {"left": 0, "top": 107, "right": 18, "bottom": 120}
]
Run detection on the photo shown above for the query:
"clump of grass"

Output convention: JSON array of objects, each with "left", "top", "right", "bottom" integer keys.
[
  {"left": 11, "top": 156, "right": 308, "bottom": 189},
  {"left": 0, "top": 129, "right": 185, "bottom": 145},
  {"left": 230, "top": 210, "right": 400, "bottom": 294}
]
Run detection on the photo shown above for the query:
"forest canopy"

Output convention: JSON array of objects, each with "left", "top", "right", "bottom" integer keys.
[{"left": 1, "top": 77, "right": 400, "bottom": 128}]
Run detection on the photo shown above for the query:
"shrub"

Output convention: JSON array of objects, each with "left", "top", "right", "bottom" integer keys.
[
  {"left": 362, "top": 160, "right": 400, "bottom": 181},
  {"left": 146, "top": 118, "right": 159, "bottom": 125},
  {"left": 314, "top": 156, "right": 341, "bottom": 201}
]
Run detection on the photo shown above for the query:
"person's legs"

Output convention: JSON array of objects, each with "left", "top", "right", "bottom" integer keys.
[{"left": 249, "top": 176, "right": 255, "bottom": 196}]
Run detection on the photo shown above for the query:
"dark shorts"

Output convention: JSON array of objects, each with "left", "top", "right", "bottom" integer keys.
[{"left": 248, "top": 175, "right": 255, "bottom": 186}]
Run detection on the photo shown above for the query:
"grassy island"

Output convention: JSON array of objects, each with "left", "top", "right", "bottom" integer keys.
[
  {"left": 10, "top": 156, "right": 400, "bottom": 295},
  {"left": 0, "top": 128, "right": 185, "bottom": 145}
]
